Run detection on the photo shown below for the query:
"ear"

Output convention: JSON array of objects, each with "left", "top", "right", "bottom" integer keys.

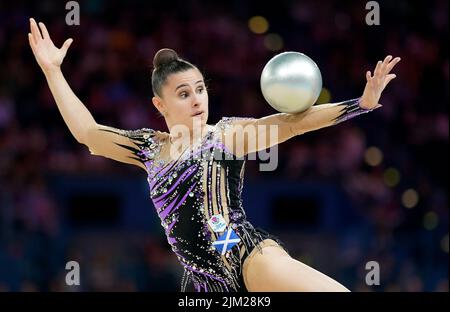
[{"left": 152, "top": 96, "right": 165, "bottom": 114}]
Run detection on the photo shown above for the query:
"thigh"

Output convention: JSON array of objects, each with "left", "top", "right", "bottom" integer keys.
[
  {"left": 243, "top": 241, "right": 349, "bottom": 292},
  {"left": 242, "top": 239, "right": 290, "bottom": 290}
]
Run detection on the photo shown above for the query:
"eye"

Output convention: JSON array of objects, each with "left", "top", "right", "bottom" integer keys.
[
  {"left": 197, "top": 87, "right": 204, "bottom": 93},
  {"left": 179, "top": 91, "right": 189, "bottom": 98}
]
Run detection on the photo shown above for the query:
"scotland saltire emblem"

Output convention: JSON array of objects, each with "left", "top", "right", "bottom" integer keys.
[{"left": 212, "top": 228, "right": 241, "bottom": 255}]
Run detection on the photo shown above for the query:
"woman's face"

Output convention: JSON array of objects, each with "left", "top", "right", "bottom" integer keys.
[{"left": 153, "top": 68, "right": 209, "bottom": 131}]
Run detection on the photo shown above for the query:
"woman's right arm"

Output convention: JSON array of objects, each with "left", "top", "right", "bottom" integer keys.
[{"left": 28, "top": 18, "right": 150, "bottom": 172}]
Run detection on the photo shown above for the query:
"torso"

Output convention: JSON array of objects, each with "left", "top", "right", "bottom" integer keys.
[{"left": 140, "top": 119, "right": 273, "bottom": 292}]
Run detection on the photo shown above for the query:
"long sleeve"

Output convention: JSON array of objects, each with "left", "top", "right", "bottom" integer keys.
[
  {"left": 84, "top": 124, "right": 160, "bottom": 172},
  {"left": 216, "top": 98, "right": 376, "bottom": 157}
]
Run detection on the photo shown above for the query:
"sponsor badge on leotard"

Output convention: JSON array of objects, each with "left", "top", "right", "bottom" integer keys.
[{"left": 207, "top": 214, "right": 227, "bottom": 232}]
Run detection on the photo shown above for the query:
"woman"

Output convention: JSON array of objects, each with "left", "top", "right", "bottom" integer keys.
[{"left": 28, "top": 18, "right": 400, "bottom": 292}]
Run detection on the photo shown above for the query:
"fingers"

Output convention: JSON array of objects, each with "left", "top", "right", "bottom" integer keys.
[
  {"left": 375, "top": 56, "right": 390, "bottom": 76},
  {"left": 366, "top": 70, "right": 372, "bottom": 82},
  {"left": 385, "top": 57, "right": 401, "bottom": 75},
  {"left": 38, "top": 22, "right": 50, "bottom": 40},
  {"left": 28, "top": 31, "right": 36, "bottom": 46},
  {"left": 384, "top": 73, "right": 397, "bottom": 86},
  {"left": 61, "top": 38, "right": 73, "bottom": 53},
  {"left": 29, "top": 18, "right": 42, "bottom": 43},
  {"left": 373, "top": 55, "right": 401, "bottom": 78},
  {"left": 386, "top": 73, "right": 396, "bottom": 80},
  {"left": 374, "top": 60, "right": 382, "bottom": 76},
  {"left": 28, "top": 33, "right": 37, "bottom": 54},
  {"left": 380, "top": 55, "right": 391, "bottom": 75}
]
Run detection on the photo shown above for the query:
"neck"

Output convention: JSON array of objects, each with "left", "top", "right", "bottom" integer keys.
[{"left": 167, "top": 122, "right": 208, "bottom": 145}]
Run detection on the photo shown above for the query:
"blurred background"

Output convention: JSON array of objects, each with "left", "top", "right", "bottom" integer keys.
[{"left": 0, "top": 0, "right": 448, "bottom": 291}]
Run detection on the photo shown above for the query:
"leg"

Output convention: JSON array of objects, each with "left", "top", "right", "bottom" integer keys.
[{"left": 243, "top": 239, "right": 350, "bottom": 292}]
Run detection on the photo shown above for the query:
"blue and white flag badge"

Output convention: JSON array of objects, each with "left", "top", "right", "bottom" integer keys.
[
  {"left": 212, "top": 228, "right": 241, "bottom": 255},
  {"left": 207, "top": 214, "right": 227, "bottom": 232}
]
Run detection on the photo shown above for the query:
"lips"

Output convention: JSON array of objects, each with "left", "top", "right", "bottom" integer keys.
[{"left": 192, "top": 111, "right": 204, "bottom": 117}]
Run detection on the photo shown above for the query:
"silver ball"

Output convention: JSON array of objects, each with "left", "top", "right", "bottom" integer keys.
[{"left": 260, "top": 51, "right": 322, "bottom": 113}]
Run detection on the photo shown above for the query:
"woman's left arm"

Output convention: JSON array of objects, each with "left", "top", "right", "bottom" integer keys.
[{"left": 220, "top": 55, "right": 401, "bottom": 157}]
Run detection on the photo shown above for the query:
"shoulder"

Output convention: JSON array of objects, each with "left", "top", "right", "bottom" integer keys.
[
  {"left": 120, "top": 127, "right": 169, "bottom": 158},
  {"left": 215, "top": 116, "right": 257, "bottom": 131},
  {"left": 130, "top": 129, "right": 169, "bottom": 164},
  {"left": 119, "top": 127, "right": 169, "bottom": 143}
]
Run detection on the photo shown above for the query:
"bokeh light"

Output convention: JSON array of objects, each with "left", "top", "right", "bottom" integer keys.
[
  {"left": 402, "top": 189, "right": 419, "bottom": 208},
  {"left": 264, "top": 33, "right": 283, "bottom": 51},
  {"left": 423, "top": 212, "right": 439, "bottom": 231},
  {"left": 248, "top": 16, "right": 269, "bottom": 34},
  {"left": 383, "top": 168, "right": 401, "bottom": 187},
  {"left": 365, "top": 146, "right": 383, "bottom": 166}
]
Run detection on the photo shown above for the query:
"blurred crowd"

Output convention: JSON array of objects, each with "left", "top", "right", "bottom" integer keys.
[{"left": 0, "top": 0, "right": 448, "bottom": 291}]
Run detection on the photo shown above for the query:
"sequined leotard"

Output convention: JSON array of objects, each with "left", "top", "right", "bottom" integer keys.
[
  {"left": 86, "top": 98, "right": 373, "bottom": 292},
  {"left": 130, "top": 118, "right": 280, "bottom": 292}
]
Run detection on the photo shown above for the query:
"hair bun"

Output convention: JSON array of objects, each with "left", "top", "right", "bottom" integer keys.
[{"left": 153, "top": 48, "right": 179, "bottom": 69}]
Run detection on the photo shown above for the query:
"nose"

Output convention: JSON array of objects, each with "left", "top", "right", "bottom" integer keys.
[{"left": 191, "top": 93, "right": 201, "bottom": 108}]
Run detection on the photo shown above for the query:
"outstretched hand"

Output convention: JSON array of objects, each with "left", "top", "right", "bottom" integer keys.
[
  {"left": 28, "top": 18, "right": 73, "bottom": 73},
  {"left": 360, "top": 55, "right": 401, "bottom": 109}
]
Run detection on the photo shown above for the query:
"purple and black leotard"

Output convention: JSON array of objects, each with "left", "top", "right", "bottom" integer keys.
[{"left": 93, "top": 98, "right": 373, "bottom": 292}]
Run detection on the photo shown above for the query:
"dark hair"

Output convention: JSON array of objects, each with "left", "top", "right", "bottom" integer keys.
[{"left": 151, "top": 48, "right": 198, "bottom": 97}]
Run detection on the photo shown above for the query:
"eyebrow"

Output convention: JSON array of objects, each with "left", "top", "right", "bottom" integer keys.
[{"left": 175, "top": 80, "right": 204, "bottom": 92}]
